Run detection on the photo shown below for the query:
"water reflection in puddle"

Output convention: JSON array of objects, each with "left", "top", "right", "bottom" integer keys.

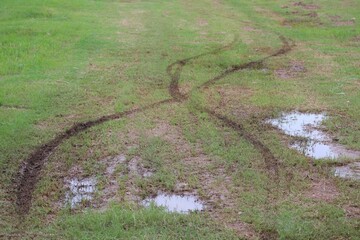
[
  {"left": 267, "top": 112, "right": 359, "bottom": 159},
  {"left": 267, "top": 112, "right": 328, "bottom": 141},
  {"left": 142, "top": 193, "right": 204, "bottom": 213},
  {"left": 65, "top": 177, "right": 96, "bottom": 208},
  {"left": 291, "top": 140, "right": 340, "bottom": 159},
  {"left": 334, "top": 162, "right": 360, "bottom": 180}
]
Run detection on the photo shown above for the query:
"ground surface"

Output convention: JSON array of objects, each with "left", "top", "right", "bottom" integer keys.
[{"left": 0, "top": 0, "right": 359, "bottom": 239}]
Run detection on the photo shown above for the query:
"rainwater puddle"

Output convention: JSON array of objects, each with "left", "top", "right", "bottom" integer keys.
[
  {"left": 334, "top": 162, "right": 360, "bottom": 180},
  {"left": 267, "top": 112, "right": 360, "bottom": 159},
  {"left": 142, "top": 193, "right": 204, "bottom": 213},
  {"left": 291, "top": 141, "right": 340, "bottom": 159},
  {"left": 65, "top": 177, "right": 96, "bottom": 208}
]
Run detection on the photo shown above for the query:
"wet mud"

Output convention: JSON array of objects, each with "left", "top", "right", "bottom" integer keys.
[{"left": 14, "top": 99, "right": 173, "bottom": 215}]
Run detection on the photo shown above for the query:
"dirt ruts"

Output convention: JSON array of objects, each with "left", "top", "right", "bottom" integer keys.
[
  {"left": 198, "top": 36, "right": 293, "bottom": 89},
  {"left": 13, "top": 35, "right": 293, "bottom": 218},
  {"left": 14, "top": 98, "right": 174, "bottom": 215},
  {"left": 200, "top": 36, "right": 293, "bottom": 174},
  {"left": 167, "top": 36, "right": 238, "bottom": 100},
  {"left": 13, "top": 37, "right": 238, "bottom": 216},
  {"left": 167, "top": 35, "right": 293, "bottom": 174}
]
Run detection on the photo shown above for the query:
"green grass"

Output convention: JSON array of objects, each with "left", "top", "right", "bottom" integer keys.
[
  {"left": 48, "top": 205, "right": 237, "bottom": 240},
  {"left": 1, "top": 0, "right": 359, "bottom": 239}
]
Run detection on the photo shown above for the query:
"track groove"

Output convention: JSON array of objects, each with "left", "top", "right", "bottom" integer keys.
[{"left": 13, "top": 35, "right": 293, "bottom": 218}]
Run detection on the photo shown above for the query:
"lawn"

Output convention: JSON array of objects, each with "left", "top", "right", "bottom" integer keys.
[{"left": 0, "top": 0, "right": 359, "bottom": 239}]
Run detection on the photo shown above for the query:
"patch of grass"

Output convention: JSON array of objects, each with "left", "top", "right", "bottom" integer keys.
[{"left": 48, "top": 205, "right": 238, "bottom": 240}]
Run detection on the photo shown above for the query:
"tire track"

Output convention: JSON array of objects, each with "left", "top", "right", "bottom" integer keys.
[
  {"left": 168, "top": 36, "right": 293, "bottom": 174},
  {"left": 12, "top": 37, "right": 238, "bottom": 216},
  {"left": 14, "top": 98, "right": 174, "bottom": 215},
  {"left": 199, "top": 36, "right": 294, "bottom": 174},
  {"left": 13, "top": 34, "right": 293, "bottom": 219},
  {"left": 202, "top": 108, "right": 279, "bottom": 174},
  {"left": 167, "top": 36, "right": 238, "bottom": 100},
  {"left": 198, "top": 36, "right": 293, "bottom": 89}
]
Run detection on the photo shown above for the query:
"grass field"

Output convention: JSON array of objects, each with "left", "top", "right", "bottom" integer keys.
[{"left": 0, "top": 0, "right": 359, "bottom": 239}]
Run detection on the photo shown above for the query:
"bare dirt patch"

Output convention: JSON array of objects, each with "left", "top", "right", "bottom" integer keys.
[
  {"left": 305, "top": 178, "right": 339, "bottom": 202},
  {"left": 329, "top": 15, "right": 355, "bottom": 26},
  {"left": 282, "top": 18, "right": 321, "bottom": 27},
  {"left": 242, "top": 26, "right": 259, "bottom": 32},
  {"left": 275, "top": 61, "right": 306, "bottom": 79},
  {"left": 345, "top": 205, "right": 360, "bottom": 219},
  {"left": 293, "top": 2, "right": 320, "bottom": 10},
  {"left": 352, "top": 36, "right": 360, "bottom": 42},
  {"left": 305, "top": 12, "right": 318, "bottom": 18},
  {"left": 128, "top": 156, "right": 153, "bottom": 178}
]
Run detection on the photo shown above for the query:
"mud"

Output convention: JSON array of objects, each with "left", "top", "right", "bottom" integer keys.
[
  {"left": 128, "top": 156, "right": 153, "bottom": 178},
  {"left": 334, "top": 162, "right": 360, "bottom": 180},
  {"left": 305, "top": 178, "right": 339, "bottom": 202},
  {"left": 293, "top": 2, "right": 320, "bottom": 10},
  {"left": 267, "top": 112, "right": 360, "bottom": 159},
  {"left": 275, "top": 61, "right": 306, "bottom": 79},
  {"left": 204, "top": 109, "right": 279, "bottom": 174},
  {"left": 105, "top": 154, "right": 126, "bottom": 175},
  {"left": 65, "top": 177, "right": 96, "bottom": 208},
  {"left": 14, "top": 99, "right": 173, "bottom": 215},
  {"left": 142, "top": 193, "right": 204, "bottom": 213},
  {"left": 198, "top": 36, "right": 293, "bottom": 89}
]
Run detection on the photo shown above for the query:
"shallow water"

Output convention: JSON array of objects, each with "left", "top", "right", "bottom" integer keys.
[
  {"left": 142, "top": 193, "right": 204, "bottom": 213},
  {"left": 291, "top": 140, "right": 340, "bottom": 159},
  {"left": 334, "top": 162, "right": 360, "bottom": 180},
  {"left": 267, "top": 112, "right": 359, "bottom": 159},
  {"left": 267, "top": 112, "right": 328, "bottom": 141},
  {"left": 65, "top": 177, "right": 96, "bottom": 208}
]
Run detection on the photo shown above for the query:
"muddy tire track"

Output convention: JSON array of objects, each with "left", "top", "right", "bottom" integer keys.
[
  {"left": 169, "top": 35, "right": 293, "bottom": 174},
  {"left": 13, "top": 34, "right": 293, "bottom": 222},
  {"left": 198, "top": 36, "right": 293, "bottom": 89},
  {"left": 13, "top": 37, "right": 238, "bottom": 216},
  {"left": 199, "top": 36, "right": 294, "bottom": 174},
  {"left": 14, "top": 98, "right": 174, "bottom": 215},
  {"left": 167, "top": 36, "right": 238, "bottom": 100},
  {"left": 203, "top": 108, "right": 279, "bottom": 174}
]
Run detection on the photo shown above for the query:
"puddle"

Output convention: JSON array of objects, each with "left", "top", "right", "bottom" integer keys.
[
  {"left": 142, "top": 193, "right": 204, "bottom": 213},
  {"left": 65, "top": 177, "right": 96, "bottom": 208},
  {"left": 291, "top": 140, "right": 341, "bottom": 159},
  {"left": 334, "top": 162, "right": 360, "bottom": 180},
  {"left": 267, "top": 112, "right": 360, "bottom": 159}
]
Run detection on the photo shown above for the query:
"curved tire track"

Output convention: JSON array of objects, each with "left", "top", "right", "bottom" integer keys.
[
  {"left": 13, "top": 35, "right": 293, "bottom": 218},
  {"left": 14, "top": 98, "right": 174, "bottom": 215},
  {"left": 13, "top": 37, "right": 238, "bottom": 216}
]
